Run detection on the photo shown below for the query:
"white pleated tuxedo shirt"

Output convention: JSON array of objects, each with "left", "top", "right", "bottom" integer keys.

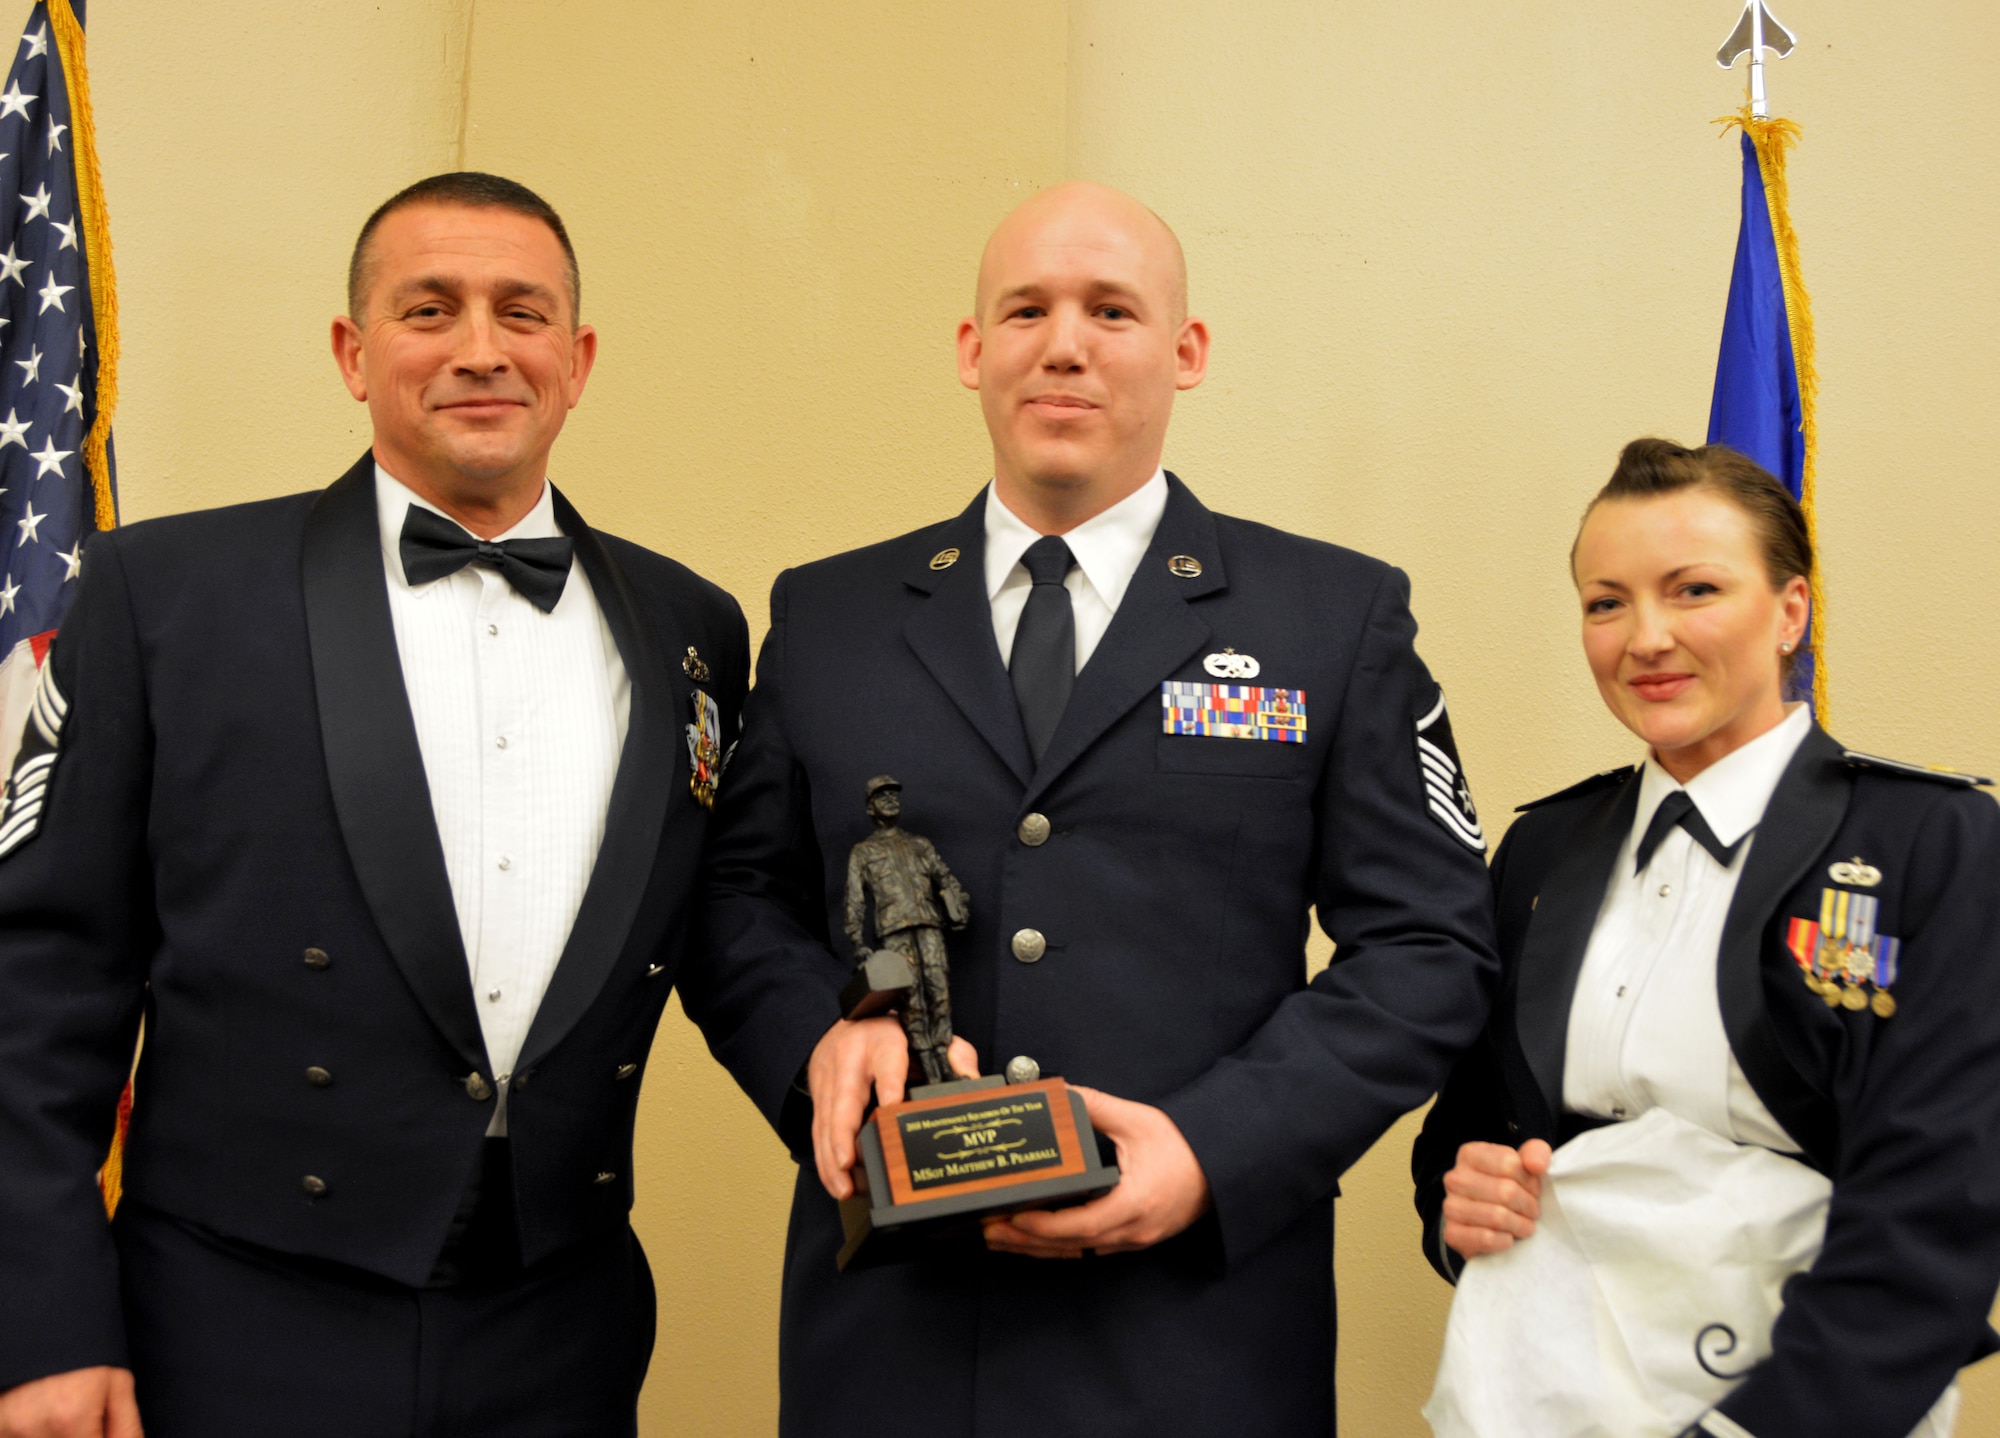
[
  {"left": 983, "top": 469, "right": 1168, "bottom": 671},
  {"left": 374, "top": 466, "right": 630, "bottom": 1134},
  {"left": 1562, "top": 703, "right": 1813, "bottom": 1152}
]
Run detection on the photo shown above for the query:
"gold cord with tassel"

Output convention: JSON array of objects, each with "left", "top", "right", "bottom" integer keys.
[{"left": 46, "top": 0, "right": 130, "bottom": 1218}]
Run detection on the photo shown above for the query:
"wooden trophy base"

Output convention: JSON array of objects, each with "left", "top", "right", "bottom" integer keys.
[{"left": 835, "top": 1074, "right": 1120, "bottom": 1272}]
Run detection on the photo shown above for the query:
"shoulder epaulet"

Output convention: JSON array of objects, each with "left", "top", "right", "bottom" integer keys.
[
  {"left": 1515, "top": 766, "right": 1637, "bottom": 813},
  {"left": 1841, "top": 750, "right": 1993, "bottom": 789}
]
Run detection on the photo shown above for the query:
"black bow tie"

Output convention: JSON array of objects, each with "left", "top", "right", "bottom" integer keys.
[
  {"left": 398, "top": 504, "right": 574, "bottom": 613},
  {"left": 1634, "top": 789, "right": 1743, "bottom": 873}
]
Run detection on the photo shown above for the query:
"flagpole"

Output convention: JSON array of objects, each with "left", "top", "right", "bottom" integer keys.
[
  {"left": 1710, "top": 1, "right": 1823, "bottom": 718},
  {"left": 1718, "top": 3, "right": 1794, "bottom": 117},
  {"left": 1749, "top": 1, "right": 1768, "bottom": 116}
]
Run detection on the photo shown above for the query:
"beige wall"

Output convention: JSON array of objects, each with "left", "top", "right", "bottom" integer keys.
[
  {"left": 92, "top": 0, "right": 471, "bottom": 520},
  {"left": 82, "top": 0, "right": 2000, "bottom": 1432}
]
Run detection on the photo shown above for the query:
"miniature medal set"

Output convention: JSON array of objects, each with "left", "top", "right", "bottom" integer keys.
[
  {"left": 1786, "top": 858, "right": 1899, "bottom": 1018},
  {"left": 682, "top": 646, "right": 725, "bottom": 810}
]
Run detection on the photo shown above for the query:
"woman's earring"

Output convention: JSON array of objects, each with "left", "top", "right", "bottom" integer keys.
[{"left": 1780, "top": 641, "right": 1793, "bottom": 653}]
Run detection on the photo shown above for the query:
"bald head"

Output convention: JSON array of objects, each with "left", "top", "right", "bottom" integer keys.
[
  {"left": 956, "top": 180, "right": 1209, "bottom": 533},
  {"left": 973, "top": 181, "right": 1188, "bottom": 328}
]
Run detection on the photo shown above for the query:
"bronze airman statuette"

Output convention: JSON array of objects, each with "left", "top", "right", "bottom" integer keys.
[
  {"left": 840, "top": 775, "right": 970, "bottom": 1086},
  {"left": 833, "top": 777, "right": 1120, "bottom": 1272}
]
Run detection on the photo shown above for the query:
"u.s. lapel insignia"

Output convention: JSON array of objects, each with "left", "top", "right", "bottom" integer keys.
[
  {"left": 1792, "top": 889, "right": 1901, "bottom": 1017},
  {"left": 0, "top": 659, "right": 67, "bottom": 859},
  {"left": 1167, "top": 555, "right": 1203, "bottom": 579},
  {"left": 929, "top": 548, "right": 960, "bottom": 571},
  {"left": 685, "top": 689, "right": 723, "bottom": 810},
  {"left": 1415, "top": 688, "right": 1485, "bottom": 854},
  {"left": 1828, "top": 857, "right": 1882, "bottom": 888},
  {"left": 1202, "top": 648, "right": 1261, "bottom": 680},
  {"left": 682, "top": 646, "right": 712, "bottom": 683}
]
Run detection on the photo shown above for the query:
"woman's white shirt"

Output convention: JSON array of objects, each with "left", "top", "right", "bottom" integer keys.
[{"left": 1561, "top": 703, "right": 1814, "bottom": 1153}]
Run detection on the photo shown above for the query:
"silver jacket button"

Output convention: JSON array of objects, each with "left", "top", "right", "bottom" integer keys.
[
  {"left": 464, "top": 1072, "right": 494, "bottom": 1102},
  {"left": 615, "top": 1063, "right": 639, "bottom": 1080},
  {"left": 593, "top": 1171, "right": 618, "bottom": 1185},
  {"left": 1010, "top": 928, "right": 1046, "bottom": 963},
  {"left": 1017, "top": 813, "right": 1051, "bottom": 846},
  {"left": 1004, "top": 1055, "right": 1041, "bottom": 1085}
]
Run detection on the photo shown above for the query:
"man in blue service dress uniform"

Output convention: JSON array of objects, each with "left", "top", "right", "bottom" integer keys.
[
  {"left": 703, "top": 182, "right": 1500, "bottom": 1435},
  {"left": 0, "top": 175, "right": 815, "bottom": 1437}
]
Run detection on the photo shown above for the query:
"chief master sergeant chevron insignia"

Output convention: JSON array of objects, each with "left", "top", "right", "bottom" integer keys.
[
  {"left": 1416, "top": 687, "right": 1485, "bottom": 854},
  {"left": 0, "top": 655, "right": 67, "bottom": 858}
]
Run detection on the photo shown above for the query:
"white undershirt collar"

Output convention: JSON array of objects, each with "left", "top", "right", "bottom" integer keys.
[
  {"left": 1633, "top": 702, "right": 1813, "bottom": 855},
  {"left": 982, "top": 469, "right": 1168, "bottom": 612}
]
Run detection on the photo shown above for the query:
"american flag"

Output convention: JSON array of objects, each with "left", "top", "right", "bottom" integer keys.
[{"left": 0, "top": 0, "right": 113, "bottom": 776}]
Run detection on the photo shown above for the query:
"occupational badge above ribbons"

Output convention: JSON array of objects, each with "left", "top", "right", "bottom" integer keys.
[{"left": 833, "top": 776, "right": 1119, "bottom": 1271}]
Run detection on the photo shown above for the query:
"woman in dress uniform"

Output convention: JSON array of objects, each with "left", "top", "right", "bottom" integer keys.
[{"left": 1412, "top": 438, "right": 2000, "bottom": 1438}]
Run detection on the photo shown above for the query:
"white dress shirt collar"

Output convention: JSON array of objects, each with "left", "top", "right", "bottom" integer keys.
[
  {"left": 982, "top": 468, "right": 1169, "bottom": 612},
  {"left": 1633, "top": 702, "right": 1814, "bottom": 853},
  {"left": 375, "top": 463, "right": 562, "bottom": 588}
]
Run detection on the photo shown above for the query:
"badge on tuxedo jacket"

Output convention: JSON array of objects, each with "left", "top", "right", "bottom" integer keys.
[
  {"left": 685, "top": 689, "right": 723, "bottom": 810},
  {"left": 1415, "top": 688, "right": 1484, "bottom": 854}
]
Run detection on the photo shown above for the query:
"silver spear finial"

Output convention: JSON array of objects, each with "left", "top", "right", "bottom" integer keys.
[{"left": 1716, "top": 1, "right": 1798, "bottom": 119}]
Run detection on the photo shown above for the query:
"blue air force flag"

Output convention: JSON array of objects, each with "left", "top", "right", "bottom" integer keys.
[
  {"left": 1707, "top": 127, "right": 1804, "bottom": 491},
  {"left": 1706, "top": 114, "right": 1821, "bottom": 710}
]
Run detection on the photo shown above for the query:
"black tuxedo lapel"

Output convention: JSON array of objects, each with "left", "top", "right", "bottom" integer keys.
[
  {"left": 302, "top": 454, "right": 488, "bottom": 1071},
  {"left": 1513, "top": 775, "right": 1639, "bottom": 1123},
  {"left": 901, "top": 496, "right": 1034, "bottom": 787},
  {"left": 1024, "top": 474, "right": 1221, "bottom": 808},
  {"left": 517, "top": 489, "right": 678, "bottom": 1073},
  {"left": 1716, "top": 724, "right": 1849, "bottom": 1170}
]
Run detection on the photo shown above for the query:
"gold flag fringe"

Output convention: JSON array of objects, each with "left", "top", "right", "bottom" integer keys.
[
  {"left": 48, "top": 0, "right": 117, "bottom": 534},
  {"left": 47, "top": 0, "right": 130, "bottom": 1217},
  {"left": 1717, "top": 106, "right": 1826, "bottom": 721}
]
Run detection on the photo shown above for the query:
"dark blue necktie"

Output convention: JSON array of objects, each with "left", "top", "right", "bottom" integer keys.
[
  {"left": 1010, "top": 535, "right": 1076, "bottom": 763},
  {"left": 1634, "top": 790, "right": 1742, "bottom": 873},
  {"left": 399, "top": 505, "right": 574, "bottom": 614}
]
